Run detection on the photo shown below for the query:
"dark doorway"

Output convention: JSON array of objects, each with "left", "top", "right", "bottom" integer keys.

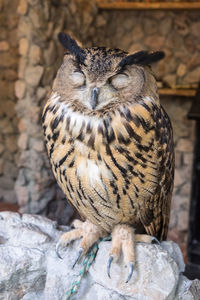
[{"left": 186, "top": 85, "right": 200, "bottom": 280}]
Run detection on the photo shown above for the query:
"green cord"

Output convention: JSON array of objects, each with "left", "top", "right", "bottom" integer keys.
[{"left": 66, "top": 235, "right": 111, "bottom": 300}]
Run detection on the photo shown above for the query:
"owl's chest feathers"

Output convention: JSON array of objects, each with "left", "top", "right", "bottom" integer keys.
[
  {"left": 43, "top": 96, "right": 156, "bottom": 187},
  {"left": 43, "top": 95, "right": 160, "bottom": 228}
]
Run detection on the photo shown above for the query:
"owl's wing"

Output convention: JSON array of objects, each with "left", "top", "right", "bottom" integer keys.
[
  {"left": 139, "top": 183, "right": 173, "bottom": 241},
  {"left": 125, "top": 103, "right": 174, "bottom": 241},
  {"left": 140, "top": 105, "right": 174, "bottom": 241}
]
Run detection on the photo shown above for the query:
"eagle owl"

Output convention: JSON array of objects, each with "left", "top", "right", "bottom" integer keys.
[{"left": 42, "top": 33, "right": 174, "bottom": 282}]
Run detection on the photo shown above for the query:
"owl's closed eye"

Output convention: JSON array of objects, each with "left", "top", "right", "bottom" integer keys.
[
  {"left": 70, "top": 71, "right": 86, "bottom": 87},
  {"left": 109, "top": 73, "right": 129, "bottom": 89}
]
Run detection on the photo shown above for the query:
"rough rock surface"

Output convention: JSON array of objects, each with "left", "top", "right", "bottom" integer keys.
[{"left": 0, "top": 212, "right": 199, "bottom": 300}]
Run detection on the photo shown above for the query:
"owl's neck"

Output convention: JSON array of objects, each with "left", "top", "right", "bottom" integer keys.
[{"left": 46, "top": 92, "right": 157, "bottom": 153}]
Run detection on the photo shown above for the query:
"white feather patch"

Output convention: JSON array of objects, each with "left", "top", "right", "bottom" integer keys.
[
  {"left": 50, "top": 93, "right": 101, "bottom": 135},
  {"left": 50, "top": 92, "right": 61, "bottom": 105},
  {"left": 77, "top": 159, "right": 112, "bottom": 188},
  {"left": 144, "top": 96, "right": 154, "bottom": 103}
]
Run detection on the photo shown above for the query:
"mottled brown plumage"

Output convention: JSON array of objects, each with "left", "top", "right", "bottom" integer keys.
[{"left": 42, "top": 33, "right": 174, "bottom": 281}]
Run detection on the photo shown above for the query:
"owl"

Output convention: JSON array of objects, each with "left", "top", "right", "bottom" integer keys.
[{"left": 42, "top": 33, "right": 174, "bottom": 282}]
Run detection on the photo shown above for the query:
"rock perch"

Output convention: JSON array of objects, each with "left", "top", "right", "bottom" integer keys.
[{"left": 0, "top": 211, "right": 199, "bottom": 300}]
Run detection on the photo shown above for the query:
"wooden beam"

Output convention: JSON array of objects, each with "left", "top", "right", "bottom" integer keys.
[
  {"left": 158, "top": 88, "right": 196, "bottom": 97},
  {"left": 97, "top": 2, "right": 200, "bottom": 11}
]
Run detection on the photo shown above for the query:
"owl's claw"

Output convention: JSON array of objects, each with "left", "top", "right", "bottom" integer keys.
[
  {"left": 107, "top": 255, "right": 114, "bottom": 278},
  {"left": 72, "top": 248, "right": 84, "bottom": 269},
  {"left": 55, "top": 219, "right": 106, "bottom": 271},
  {"left": 55, "top": 240, "right": 64, "bottom": 259},
  {"left": 151, "top": 237, "right": 160, "bottom": 245},
  {"left": 126, "top": 262, "right": 134, "bottom": 283}
]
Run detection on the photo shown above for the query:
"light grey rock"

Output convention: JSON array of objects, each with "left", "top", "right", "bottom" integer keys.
[
  {"left": 189, "top": 279, "right": 200, "bottom": 300},
  {"left": 21, "top": 291, "right": 44, "bottom": 300},
  {"left": 161, "top": 241, "right": 185, "bottom": 273},
  {"left": 90, "top": 242, "right": 179, "bottom": 300},
  {"left": 0, "top": 212, "right": 199, "bottom": 300},
  {"left": 175, "top": 276, "right": 200, "bottom": 300}
]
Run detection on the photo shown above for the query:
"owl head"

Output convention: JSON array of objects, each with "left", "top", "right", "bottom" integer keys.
[{"left": 53, "top": 32, "right": 164, "bottom": 113}]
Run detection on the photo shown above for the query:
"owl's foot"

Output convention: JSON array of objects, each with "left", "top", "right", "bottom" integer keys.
[
  {"left": 107, "top": 225, "right": 160, "bottom": 283},
  {"left": 56, "top": 219, "right": 106, "bottom": 266}
]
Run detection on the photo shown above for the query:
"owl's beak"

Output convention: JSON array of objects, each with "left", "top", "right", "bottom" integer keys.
[{"left": 91, "top": 87, "right": 99, "bottom": 110}]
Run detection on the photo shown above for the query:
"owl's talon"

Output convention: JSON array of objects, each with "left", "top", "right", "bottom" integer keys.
[
  {"left": 151, "top": 237, "right": 160, "bottom": 245},
  {"left": 125, "top": 262, "right": 134, "bottom": 283},
  {"left": 72, "top": 247, "right": 84, "bottom": 269},
  {"left": 55, "top": 241, "right": 64, "bottom": 259},
  {"left": 69, "top": 224, "right": 75, "bottom": 230},
  {"left": 107, "top": 255, "right": 114, "bottom": 278}
]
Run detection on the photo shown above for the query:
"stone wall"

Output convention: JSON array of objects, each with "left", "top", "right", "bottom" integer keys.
[
  {"left": 14, "top": 0, "right": 97, "bottom": 222},
  {"left": 0, "top": 1, "right": 199, "bottom": 252},
  {"left": 15, "top": 0, "right": 68, "bottom": 217},
  {"left": 92, "top": 10, "right": 200, "bottom": 88},
  {"left": 0, "top": 0, "right": 19, "bottom": 204}
]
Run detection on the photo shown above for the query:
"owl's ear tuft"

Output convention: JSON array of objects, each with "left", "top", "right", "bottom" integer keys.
[
  {"left": 58, "top": 32, "right": 86, "bottom": 64},
  {"left": 119, "top": 51, "right": 165, "bottom": 68}
]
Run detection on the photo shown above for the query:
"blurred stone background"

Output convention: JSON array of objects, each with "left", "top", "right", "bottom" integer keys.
[{"left": 0, "top": 0, "right": 200, "bottom": 261}]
